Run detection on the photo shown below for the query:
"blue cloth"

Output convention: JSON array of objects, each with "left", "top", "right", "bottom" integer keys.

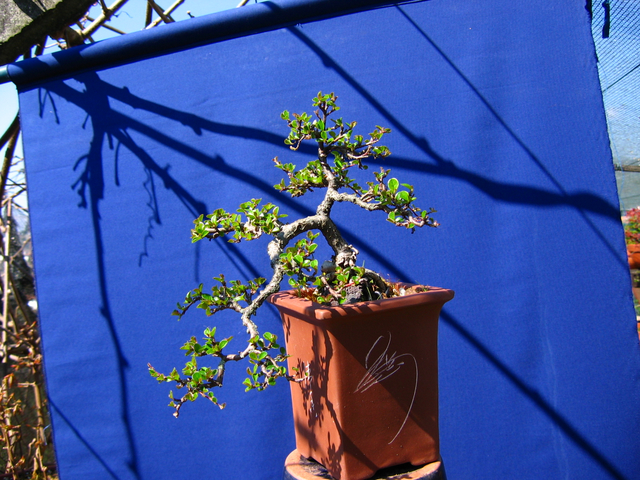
[{"left": 11, "top": 1, "right": 640, "bottom": 479}]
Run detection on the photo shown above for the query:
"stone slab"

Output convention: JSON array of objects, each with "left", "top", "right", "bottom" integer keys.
[{"left": 0, "top": 0, "right": 94, "bottom": 64}]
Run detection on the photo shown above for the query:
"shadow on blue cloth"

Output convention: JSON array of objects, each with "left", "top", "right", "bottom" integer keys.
[{"left": 30, "top": 4, "right": 630, "bottom": 478}]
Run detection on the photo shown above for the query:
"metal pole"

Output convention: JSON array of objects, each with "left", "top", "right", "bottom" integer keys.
[{"left": 0, "top": 66, "right": 11, "bottom": 85}]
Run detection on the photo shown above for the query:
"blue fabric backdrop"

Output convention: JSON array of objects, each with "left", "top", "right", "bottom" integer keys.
[{"left": 8, "top": 0, "right": 640, "bottom": 479}]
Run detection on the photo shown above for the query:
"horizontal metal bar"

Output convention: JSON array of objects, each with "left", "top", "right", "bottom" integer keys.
[{"left": 0, "top": 66, "right": 11, "bottom": 85}]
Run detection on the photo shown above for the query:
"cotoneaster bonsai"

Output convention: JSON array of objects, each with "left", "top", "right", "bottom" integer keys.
[{"left": 149, "top": 93, "right": 454, "bottom": 480}]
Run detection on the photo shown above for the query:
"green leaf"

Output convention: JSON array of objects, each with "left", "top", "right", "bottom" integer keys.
[
  {"left": 388, "top": 178, "right": 399, "bottom": 193},
  {"left": 396, "top": 191, "right": 410, "bottom": 203}
]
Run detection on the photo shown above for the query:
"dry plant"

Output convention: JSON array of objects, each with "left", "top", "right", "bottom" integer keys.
[{"left": 0, "top": 115, "right": 53, "bottom": 480}]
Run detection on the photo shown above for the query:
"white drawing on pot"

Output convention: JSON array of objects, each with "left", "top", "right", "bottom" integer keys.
[{"left": 355, "top": 332, "right": 418, "bottom": 444}]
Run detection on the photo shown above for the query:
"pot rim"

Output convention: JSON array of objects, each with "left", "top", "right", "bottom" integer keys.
[{"left": 268, "top": 286, "right": 454, "bottom": 320}]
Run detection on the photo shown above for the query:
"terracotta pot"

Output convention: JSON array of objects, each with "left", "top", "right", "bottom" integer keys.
[
  {"left": 628, "top": 244, "right": 640, "bottom": 269},
  {"left": 269, "top": 287, "right": 454, "bottom": 480}
]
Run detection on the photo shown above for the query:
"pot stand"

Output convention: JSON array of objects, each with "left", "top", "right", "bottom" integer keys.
[{"left": 283, "top": 450, "right": 447, "bottom": 480}]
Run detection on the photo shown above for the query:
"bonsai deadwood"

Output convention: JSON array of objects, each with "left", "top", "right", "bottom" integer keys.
[{"left": 148, "top": 92, "right": 439, "bottom": 417}]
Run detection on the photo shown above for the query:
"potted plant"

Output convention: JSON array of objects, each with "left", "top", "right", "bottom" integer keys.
[
  {"left": 148, "top": 93, "right": 454, "bottom": 480},
  {"left": 625, "top": 207, "right": 640, "bottom": 270}
]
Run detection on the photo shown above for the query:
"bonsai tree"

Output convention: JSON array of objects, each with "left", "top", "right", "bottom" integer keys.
[{"left": 148, "top": 92, "right": 439, "bottom": 416}]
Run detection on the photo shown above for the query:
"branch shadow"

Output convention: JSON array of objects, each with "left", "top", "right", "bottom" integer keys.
[
  {"left": 35, "top": 70, "right": 319, "bottom": 479},
  {"left": 260, "top": 3, "right": 629, "bottom": 478},
  {"left": 47, "top": 400, "right": 120, "bottom": 480},
  {"left": 29, "top": 3, "right": 627, "bottom": 478},
  {"left": 268, "top": 1, "right": 623, "bottom": 271},
  {"left": 441, "top": 310, "right": 628, "bottom": 480}
]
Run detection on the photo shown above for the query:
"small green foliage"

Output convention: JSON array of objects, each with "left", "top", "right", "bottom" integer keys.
[
  {"left": 243, "top": 332, "right": 290, "bottom": 392},
  {"left": 191, "top": 200, "right": 288, "bottom": 243},
  {"left": 279, "top": 231, "right": 320, "bottom": 295},
  {"left": 172, "top": 275, "right": 266, "bottom": 319},
  {"left": 276, "top": 93, "right": 392, "bottom": 198},
  {"left": 150, "top": 92, "right": 439, "bottom": 417},
  {"left": 273, "top": 158, "right": 327, "bottom": 196}
]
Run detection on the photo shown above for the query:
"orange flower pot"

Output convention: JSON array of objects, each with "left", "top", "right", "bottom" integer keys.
[
  {"left": 628, "top": 244, "right": 640, "bottom": 269},
  {"left": 269, "top": 287, "right": 454, "bottom": 480}
]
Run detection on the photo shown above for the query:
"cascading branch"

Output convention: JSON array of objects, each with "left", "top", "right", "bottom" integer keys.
[{"left": 148, "top": 92, "right": 439, "bottom": 417}]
